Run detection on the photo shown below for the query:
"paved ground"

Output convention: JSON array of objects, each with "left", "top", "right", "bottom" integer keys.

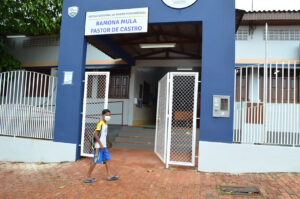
[{"left": 1, "top": 148, "right": 300, "bottom": 199}]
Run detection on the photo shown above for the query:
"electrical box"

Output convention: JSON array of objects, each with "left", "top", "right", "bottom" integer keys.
[{"left": 213, "top": 95, "right": 230, "bottom": 118}]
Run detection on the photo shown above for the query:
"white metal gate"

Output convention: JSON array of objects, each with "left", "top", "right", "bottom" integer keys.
[
  {"left": 0, "top": 70, "right": 57, "bottom": 139},
  {"left": 233, "top": 61, "right": 300, "bottom": 146},
  {"left": 155, "top": 72, "right": 199, "bottom": 168},
  {"left": 155, "top": 74, "right": 169, "bottom": 163},
  {"left": 81, "top": 72, "right": 110, "bottom": 157}
]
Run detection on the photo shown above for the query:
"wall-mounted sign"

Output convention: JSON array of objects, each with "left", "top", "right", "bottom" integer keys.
[
  {"left": 63, "top": 71, "right": 73, "bottom": 85},
  {"left": 85, "top": 7, "right": 148, "bottom": 36},
  {"left": 162, "top": 0, "right": 197, "bottom": 9},
  {"left": 68, "top": 6, "right": 79, "bottom": 18}
]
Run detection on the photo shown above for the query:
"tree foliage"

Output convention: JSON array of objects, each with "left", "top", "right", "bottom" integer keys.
[
  {"left": 0, "top": 38, "right": 21, "bottom": 73},
  {"left": 0, "top": 0, "right": 63, "bottom": 72}
]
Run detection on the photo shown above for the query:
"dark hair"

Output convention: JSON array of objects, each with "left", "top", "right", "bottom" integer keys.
[{"left": 102, "top": 109, "right": 111, "bottom": 115}]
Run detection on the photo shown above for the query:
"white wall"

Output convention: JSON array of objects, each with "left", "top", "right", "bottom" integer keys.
[
  {"left": 8, "top": 36, "right": 112, "bottom": 64},
  {"left": 9, "top": 37, "right": 59, "bottom": 64},
  {"left": 6, "top": 28, "right": 300, "bottom": 65},
  {"left": 236, "top": 26, "right": 300, "bottom": 61},
  {"left": 198, "top": 141, "right": 300, "bottom": 173},
  {"left": 0, "top": 136, "right": 77, "bottom": 163}
]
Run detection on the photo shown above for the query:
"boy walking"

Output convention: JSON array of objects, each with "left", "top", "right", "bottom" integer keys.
[{"left": 84, "top": 109, "right": 119, "bottom": 183}]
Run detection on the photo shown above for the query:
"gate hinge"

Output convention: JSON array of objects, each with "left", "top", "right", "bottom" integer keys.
[
  {"left": 198, "top": 81, "right": 201, "bottom": 83},
  {"left": 82, "top": 80, "right": 85, "bottom": 83},
  {"left": 78, "top": 144, "right": 81, "bottom": 147}
]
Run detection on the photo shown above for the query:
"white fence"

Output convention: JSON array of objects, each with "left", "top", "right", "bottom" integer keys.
[
  {"left": 233, "top": 62, "right": 300, "bottom": 146},
  {"left": 0, "top": 71, "right": 57, "bottom": 139}
]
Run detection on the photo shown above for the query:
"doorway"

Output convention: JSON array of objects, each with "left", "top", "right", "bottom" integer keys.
[{"left": 82, "top": 23, "right": 203, "bottom": 164}]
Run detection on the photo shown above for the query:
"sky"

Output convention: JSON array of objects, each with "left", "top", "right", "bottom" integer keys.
[{"left": 236, "top": 0, "right": 300, "bottom": 11}]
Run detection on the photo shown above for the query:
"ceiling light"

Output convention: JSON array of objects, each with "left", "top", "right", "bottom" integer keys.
[
  {"left": 139, "top": 43, "right": 176, "bottom": 49},
  {"left": 6, "top": 35, "right": 26, "bottom": 38},
  {"left": 177, "top": 67, "right": 193, "bottom": 71}
]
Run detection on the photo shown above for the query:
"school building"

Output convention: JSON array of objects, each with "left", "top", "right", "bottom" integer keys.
[{"left": 1, "top": 0, "right": 300, "bottom": 173}]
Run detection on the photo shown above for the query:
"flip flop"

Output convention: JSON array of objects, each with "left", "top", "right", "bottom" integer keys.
[
  {"left": 84, "top": 178, "right": 97, "bottom": 183},
  {"left": 106, "top": 176, "right": 119, "bottom": 181}
]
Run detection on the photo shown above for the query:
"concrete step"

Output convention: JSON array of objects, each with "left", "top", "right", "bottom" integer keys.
[
  {"left": 115, "top": 137, "right": 154, "bottom": 144},
  {"left": 119, "top": 127, "right": 155, "bottom": 133},
  {"left": 118, "top": 132, "right": 155, "bottom": 138},
  {"left": 112, "top": 142, "right": 154, "bottom": 150}
]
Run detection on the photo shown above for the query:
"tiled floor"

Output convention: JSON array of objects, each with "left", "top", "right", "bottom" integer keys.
[{"left": 1, "top": 148, "right": 299, "bottom": 199}]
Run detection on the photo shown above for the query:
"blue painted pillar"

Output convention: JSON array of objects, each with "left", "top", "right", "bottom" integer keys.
[
  {"left": 199, "top": 2, "right": 235, "bottom": 143},
  {"left": 54, "top": 4, "right": 87, "bottom": 158}
]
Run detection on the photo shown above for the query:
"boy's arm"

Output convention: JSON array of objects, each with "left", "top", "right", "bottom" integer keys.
[{"left": 94, "top": 130, "right": 104, "bottom": 149}]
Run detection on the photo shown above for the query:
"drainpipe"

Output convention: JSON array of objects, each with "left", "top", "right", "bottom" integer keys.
[{"left": 263, "top": 23, "right": 268, "bottom": 143}]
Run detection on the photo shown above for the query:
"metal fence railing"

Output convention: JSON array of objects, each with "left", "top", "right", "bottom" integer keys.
[
  {"left": 0, "top": 70, "right": 57, "bottom": 139},
  {"left": 233, "top": 61, "right": 300, "bottom": 146}
]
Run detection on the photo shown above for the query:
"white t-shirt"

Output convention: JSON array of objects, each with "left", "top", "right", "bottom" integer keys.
[{"left": 94, "top": 121, "right": 108, "bottom": 148}]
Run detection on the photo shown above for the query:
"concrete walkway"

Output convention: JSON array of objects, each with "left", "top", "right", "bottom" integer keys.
[{"left": 1, "top": 148, "right": 300, "bottom": 199}]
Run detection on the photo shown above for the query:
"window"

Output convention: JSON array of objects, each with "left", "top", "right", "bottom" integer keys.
[
  {"left": 85, "top": 68, "right": 130, "bottom": 99},
  {"left": 264, "top": 28, "right": 300, "bottom": 40},
  {"left": 235, "top": 29, "right": 248, "bottom": 40},
  {"left": 109, "top": 75, "right": 129, "bottom": 99}
]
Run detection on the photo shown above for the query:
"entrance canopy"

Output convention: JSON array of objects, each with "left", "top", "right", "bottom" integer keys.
[{"left": 87, "top": 23, "right": 202, "bottom": 63}]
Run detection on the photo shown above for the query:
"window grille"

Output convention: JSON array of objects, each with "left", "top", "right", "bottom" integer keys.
[
  {"left": 264, "top": 28, "right": 300, "bottom": 40},
  {"left": 23, "top": 36, "right": 59, "bottom": 48},
  {"left": 235, "top": 29, "right": 248, "bottom": 40}
]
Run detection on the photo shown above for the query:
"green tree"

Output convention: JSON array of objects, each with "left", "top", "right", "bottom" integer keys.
[{"left": 0, "top": 0, "right": 63, "bottom": 72}]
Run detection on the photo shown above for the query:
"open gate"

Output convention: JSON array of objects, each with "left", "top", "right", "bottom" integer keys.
[
  {"left": 81, "top": 72, "right": 110, "bottom": 157},
  {"left": 155, "top": 72, "right": 199, "bottom": 168}
]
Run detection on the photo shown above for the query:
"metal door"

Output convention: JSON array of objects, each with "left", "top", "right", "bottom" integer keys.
[
  {"left": 81, "top": 72, "right": 110, "bottom": 157},
  {"left": 154, "top": 73, "right": 170, "bottom": 163},
  {"left": 155, "top": 72, "right": 199, "bottom": 167}
]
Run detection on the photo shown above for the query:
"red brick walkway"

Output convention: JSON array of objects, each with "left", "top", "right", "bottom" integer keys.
[{"left": 1, "top": 148, "right": 300, "bottom": 199}]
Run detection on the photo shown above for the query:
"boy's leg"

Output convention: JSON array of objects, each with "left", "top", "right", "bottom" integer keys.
[
  {"left": 105, "top": 160, "right": 113, "bottom": 179},
  {"left": 87, "top": 162, "right": 97, "bottom": 178}
]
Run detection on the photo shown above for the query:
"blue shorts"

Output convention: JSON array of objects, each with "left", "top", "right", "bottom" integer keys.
[{"left": 93, "top": 148, "right": 111, "bottom": 164}]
